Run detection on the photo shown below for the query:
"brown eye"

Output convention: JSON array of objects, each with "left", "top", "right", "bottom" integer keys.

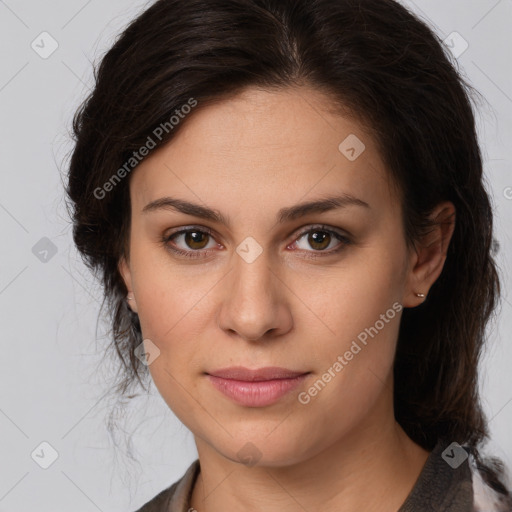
[
  {"left": 183, "top": 230, "right": 210, "bottom": 250},
  {"left": 293, "top": 226, "right": 350, "bottom": 254},
  {"left": 163, "top": 227, "right": 218, "bottom": 258},
  {"left": 307, "top": 230, "right": 332, "bottom": 251}
]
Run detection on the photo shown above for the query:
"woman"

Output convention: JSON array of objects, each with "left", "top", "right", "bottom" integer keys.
[{"left": 65, "top": 0, "right": 512, "bottom": 510}]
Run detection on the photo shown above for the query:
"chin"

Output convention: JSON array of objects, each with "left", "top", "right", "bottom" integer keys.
[{"left": 205, "top": 430, "right": 315, "bottom": 469}]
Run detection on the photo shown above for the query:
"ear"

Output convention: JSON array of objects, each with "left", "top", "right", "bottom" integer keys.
[
  {"left": 118, "top": 256, "right": 138, "bottom": 313},
  {"left": 403, "top": 201, "right": 456, "bottom": 308}
]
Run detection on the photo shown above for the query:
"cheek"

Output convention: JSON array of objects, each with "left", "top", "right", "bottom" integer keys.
[
  {"left": 300, "top": 243, "right": 406, "bottom": 375},
  {"left": 136, "top": 277, "right": 208, "bottom": 351},
  {"left": 132, "top": 266, "right": 209, "bottom": 422},
  {"left": 131, "top": 253, "right": 219, "bottom": 385},
  {"left": 311, "top": 245, "right": 404, "bottom": 326},
  {"left": 130, "top": 238, "right": 203, "bottom": 335}
]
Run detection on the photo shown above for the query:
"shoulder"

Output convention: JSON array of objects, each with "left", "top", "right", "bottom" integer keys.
[
  {"left": 469, "top": 455, "right": 512, "bottom": 512},
  {"left": 132, "top": 459, "right": 200, "bottom": 512},
  {"left": 399, "top": 438, "right": 511, "bottom": 512},
  {"left": 132, "top": 484, "right": 173, "bottom": 512}
]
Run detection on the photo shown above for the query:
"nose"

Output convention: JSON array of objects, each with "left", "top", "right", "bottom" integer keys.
[{"left": 215, "top": 250, "right": 293, "bottom": 342}]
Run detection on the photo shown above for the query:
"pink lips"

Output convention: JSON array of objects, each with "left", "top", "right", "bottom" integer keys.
[{"left": 206, "top": 366, "right": 309, "bottom": 407}]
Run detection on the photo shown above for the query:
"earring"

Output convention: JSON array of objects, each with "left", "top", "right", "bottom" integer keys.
[
  {"left": 126, "top": 293, "right": 135, "bottom": 301},
  {"left": 415, "top": 292, "right": 426, "bottom": 298}
]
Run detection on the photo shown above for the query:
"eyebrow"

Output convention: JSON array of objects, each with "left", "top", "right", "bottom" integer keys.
[{"left": 142, "top": 193, "right": 370, "bottom": 226}]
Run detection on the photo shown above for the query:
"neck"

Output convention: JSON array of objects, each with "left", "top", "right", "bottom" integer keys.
[{"left": 190, "top": 413, "right": 430, "bottom": 512}]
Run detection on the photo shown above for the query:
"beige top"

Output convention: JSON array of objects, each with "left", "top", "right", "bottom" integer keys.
[{"left": 133, "top": 438, "right": 511, "bottom": 511}]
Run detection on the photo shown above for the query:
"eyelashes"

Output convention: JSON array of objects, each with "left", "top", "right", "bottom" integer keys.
[
  {"left": 162, "top": 226, "right": 218, "bottom": 259},
  {"left": 288, "top": 225, "right": 352, "bottom": 258},
  {"left": 161, "top": 224, "right": 352, "bottom": 260}
]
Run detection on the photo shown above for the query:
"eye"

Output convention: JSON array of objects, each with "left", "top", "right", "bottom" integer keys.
[
  {"left": 290, "top": 225, "right": 351, "bottom": 256},
  {"left": 162, "top": 227, "right": 220, "bottom": 259},
  {"left": 162, "top": 224, "right": 351, "bottom": 260}
]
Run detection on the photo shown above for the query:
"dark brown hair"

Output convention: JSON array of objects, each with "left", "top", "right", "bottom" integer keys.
[{"left": 65, "top": 0, "right": 511, "bottom": 501}]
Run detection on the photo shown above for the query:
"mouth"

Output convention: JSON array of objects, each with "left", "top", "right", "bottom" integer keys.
[{"left": 205, "top": 366, "right": 310, "bottom": 407}]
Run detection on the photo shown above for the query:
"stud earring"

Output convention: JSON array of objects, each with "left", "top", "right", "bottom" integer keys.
[
  {"left": 415, "top": 292, "right": 426, "bottom": 298},
  {"left": 126, "top": 293, "right": 135, "bottom": 301}
]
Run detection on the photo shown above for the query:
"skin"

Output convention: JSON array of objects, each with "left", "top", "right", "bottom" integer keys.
[{"left": 119, "top": 85, "right": 456, "bottom": 512}]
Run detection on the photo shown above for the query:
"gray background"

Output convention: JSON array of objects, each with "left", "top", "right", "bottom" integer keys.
[{"left": 0, "top": 0, "right": 510, "bottom": 510}]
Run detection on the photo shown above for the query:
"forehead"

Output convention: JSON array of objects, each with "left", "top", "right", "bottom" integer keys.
[{"left": 129, "top": 86, "right": 396, "bottom": 216}]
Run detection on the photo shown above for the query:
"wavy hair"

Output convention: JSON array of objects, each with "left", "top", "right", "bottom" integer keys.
[{"left": 65, "top": 0, "right": 511, "bottom": 500}]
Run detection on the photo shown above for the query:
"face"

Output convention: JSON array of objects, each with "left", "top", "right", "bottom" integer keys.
[{"left": 119, "top": 85, "right": 423, "bottom": 467}]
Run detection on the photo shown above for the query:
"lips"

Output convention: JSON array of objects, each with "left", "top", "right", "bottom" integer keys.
[
  {"left": 207, "top": 366, "right": 308, "bottom": 381},
  {"left": 206, "top": 366, "right": 310, "bottom": 407}
]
